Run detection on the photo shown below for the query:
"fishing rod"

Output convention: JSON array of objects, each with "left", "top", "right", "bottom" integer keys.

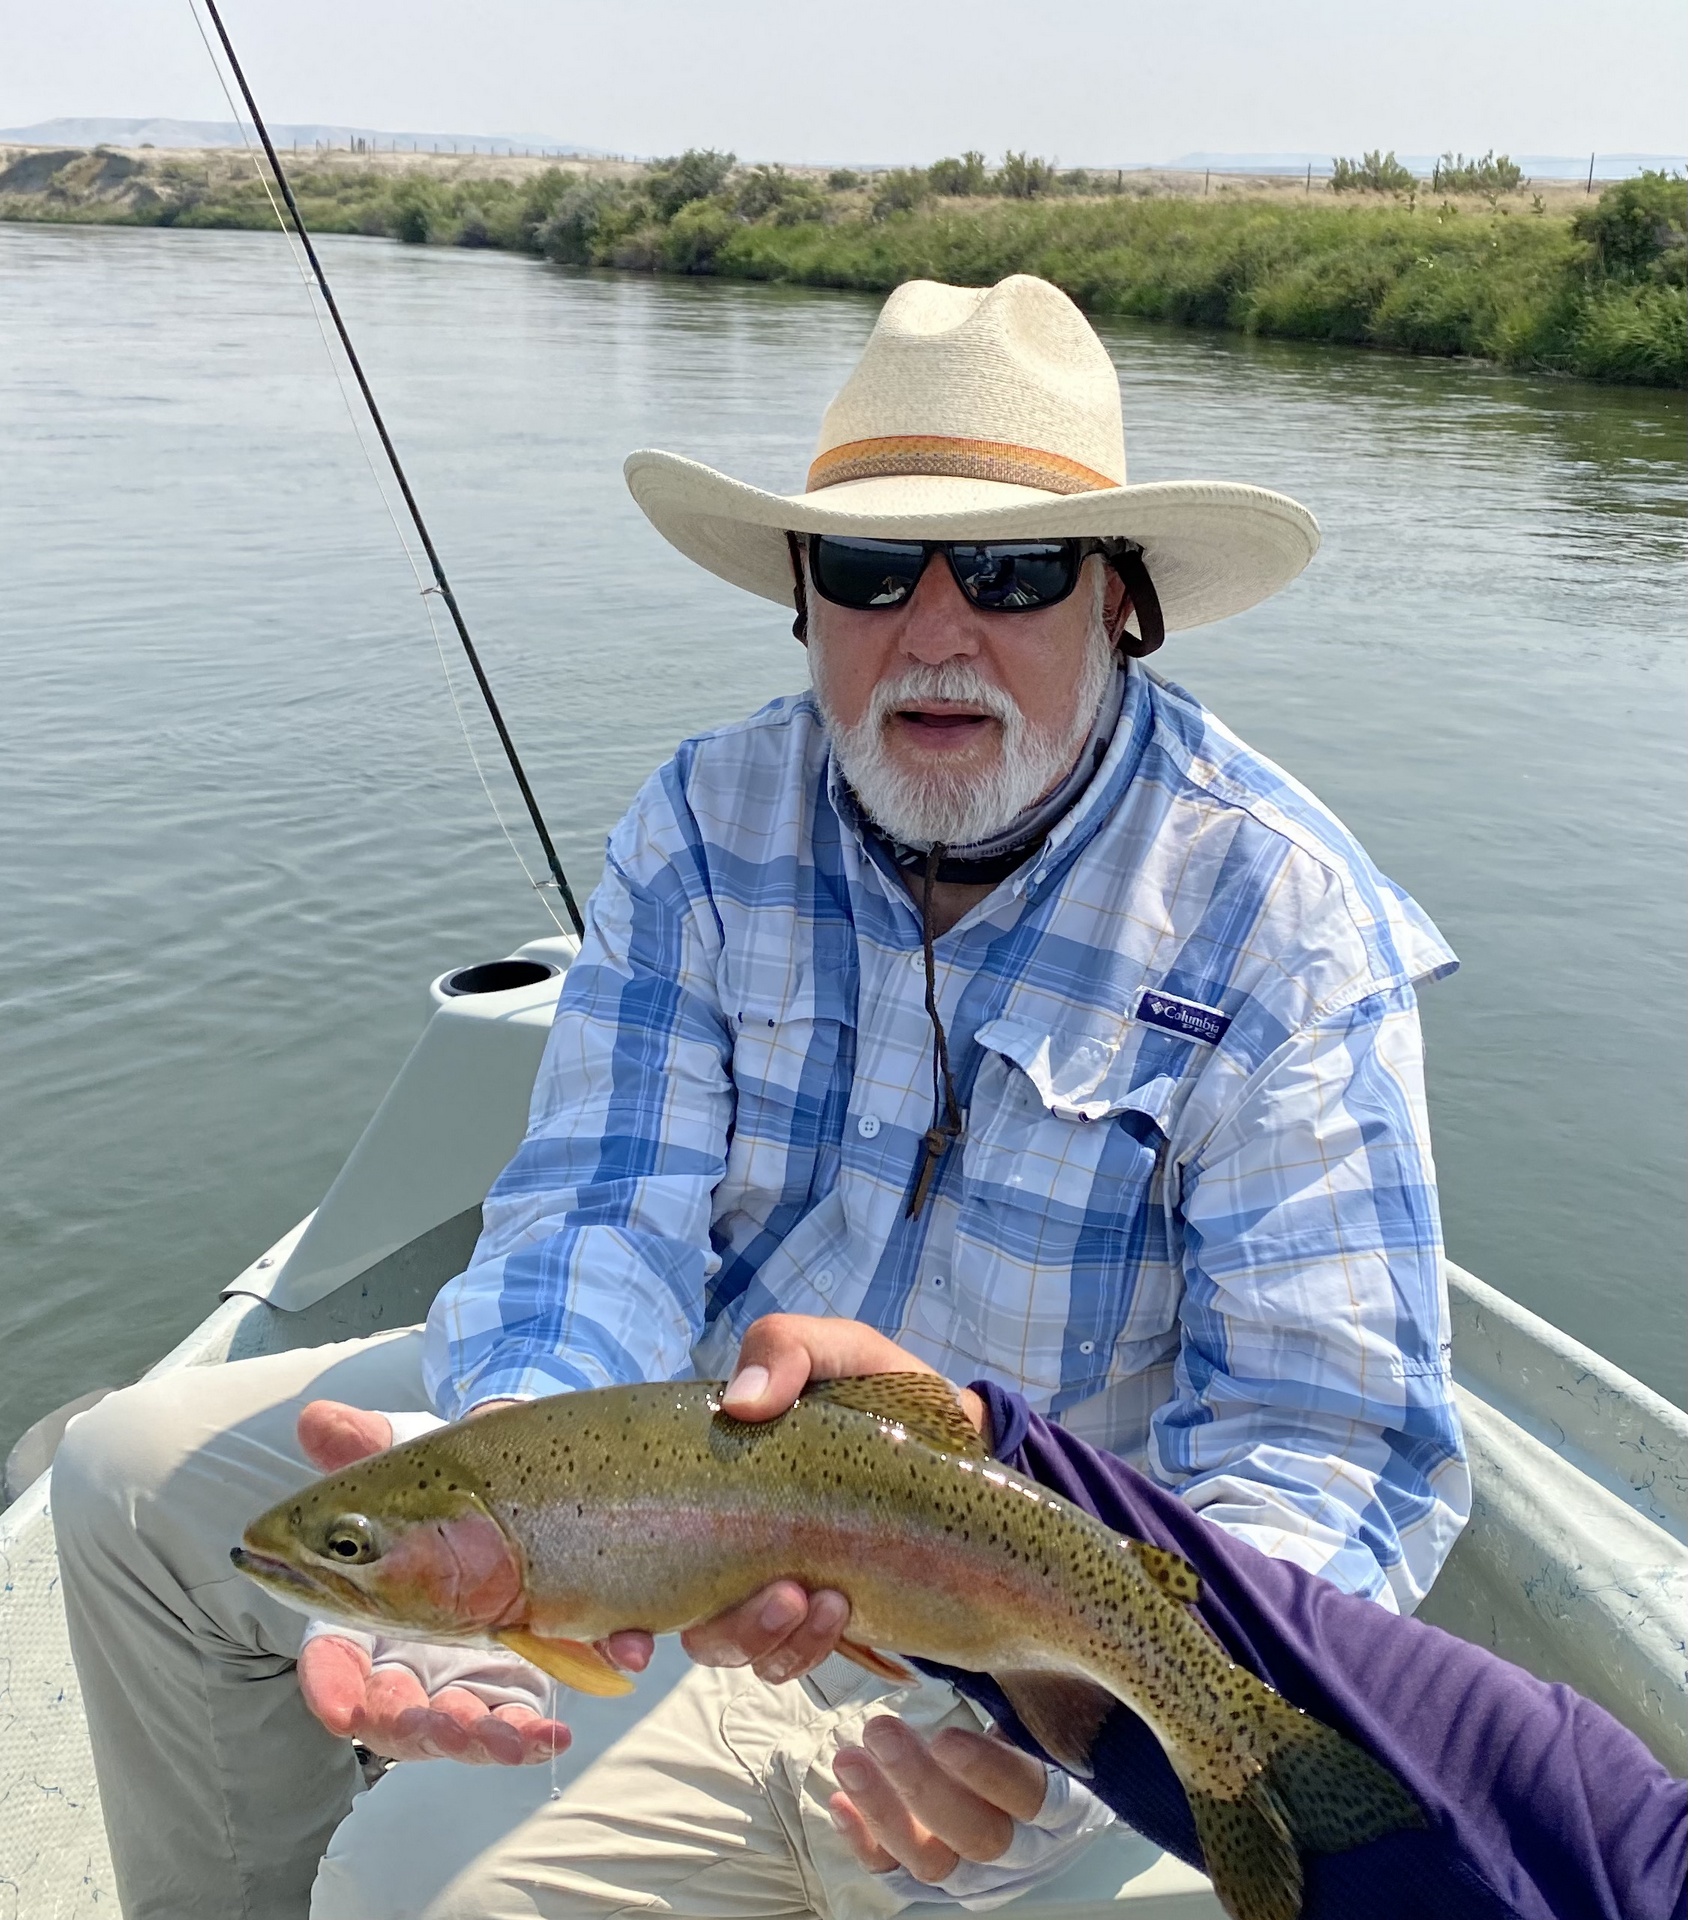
[{"left": 195, "top": 0, "right": 585, "bottom": 938}]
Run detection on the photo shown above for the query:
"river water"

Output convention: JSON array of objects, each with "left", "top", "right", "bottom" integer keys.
[{"left": 1, "top": 223, "right": 1683, "bottom": 1459}]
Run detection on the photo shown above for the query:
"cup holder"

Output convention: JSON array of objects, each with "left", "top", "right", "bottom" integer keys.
[{"left": 438, "top": 958, "right": 561, "bottom": 998}]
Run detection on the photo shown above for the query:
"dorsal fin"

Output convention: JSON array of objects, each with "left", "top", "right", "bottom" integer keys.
[
  {"left": 802, "top": 1374, "right": 988, "bottom": 1459},
  {"left": 1127, "top": 1539, "right": 1202, "bottom": 1604}
]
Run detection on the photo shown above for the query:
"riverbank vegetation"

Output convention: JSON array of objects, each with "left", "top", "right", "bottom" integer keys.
[{"left": 3, "top": 143, "right": 1682, "bottom": 387}]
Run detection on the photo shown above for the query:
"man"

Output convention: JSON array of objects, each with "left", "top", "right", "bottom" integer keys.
[{"left": 54, "top": 274, "right": 1468, "bottom": 1920}]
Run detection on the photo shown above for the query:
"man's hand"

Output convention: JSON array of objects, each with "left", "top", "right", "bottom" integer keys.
[
  {"left": 295, "top": 1397, "right": 571, "bottom": 1764},
  {"left": 830, "top": 1719, "right": 1050, "bottom": 1880},
  {"left": 647, "top": 1316, "right": 987, "bottom": 1685}
]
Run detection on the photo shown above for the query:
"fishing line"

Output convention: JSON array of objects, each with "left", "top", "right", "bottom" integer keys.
[
  {"left": 184, "top": 6, "right": 568, "bottom": 940},
  {"left": 187, "top": 0, "right": 584, "bottom": 937}
]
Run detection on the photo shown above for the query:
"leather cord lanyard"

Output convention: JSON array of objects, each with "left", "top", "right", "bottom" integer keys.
[{"left": 907, "top": 844, "right": 968, "bottom": 1219}]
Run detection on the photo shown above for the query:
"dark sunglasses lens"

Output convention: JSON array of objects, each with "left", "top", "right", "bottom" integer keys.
[
  {"left": 950, "top": 541, "right": 1078, "bottom": 610},
  {"left": 811, "top": 537, "right": 929, "bottom": 608}
]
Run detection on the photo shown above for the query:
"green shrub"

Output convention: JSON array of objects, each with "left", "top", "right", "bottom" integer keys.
[
  {"left": 1572, "top": 171, "right": 1688, "bottom": 283},
  {"left": 928, "top": 152, "right": 989, "bottom": 196},
  {"left": 607, "top": 225, "right": 663, "bottom": 271},
  {"left": 870, "top": 168, "right": 930, "bottom": 218},
  {"left": 646, "top": 149, "right": 735, "bottom": 221},
  {"left": 733, "top": 164, "right": 828, "bottom": 226},
  {"left": 661, "top": 200, "right": 739, "bottom": 272},
  {"left": 1331, "top": 151, "right": 1416, "bottom": 194},
  {"left": 1432, "top": 151, "right": 1525, "bottom": 195},
  {"left": 1569, "top": 281, "right": 1687, "bottom": 383},
  {"left": 994, "top": 151, "right": 1057, "bottom": 199},
  {"left": 390, "top": 180, "right": 438, "bottom": 244},
  {"left": 534, "top": 179, "right": 632, "bottom": 265},
  {"left": 826, "top": 168, "right": 864, "bottom": 191}
]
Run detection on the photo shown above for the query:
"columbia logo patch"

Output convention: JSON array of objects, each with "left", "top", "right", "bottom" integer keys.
[{"left": 1135, "top": 989, "right": 1231, "bottom": 1046}]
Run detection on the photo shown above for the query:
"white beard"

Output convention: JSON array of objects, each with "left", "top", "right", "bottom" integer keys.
[{"left": 814, "top": 610, "right": 1115, "bottom": 849}]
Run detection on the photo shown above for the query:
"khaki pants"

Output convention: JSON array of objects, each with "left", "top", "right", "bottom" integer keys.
[
  {"left": 318, "top": 1657, "right": 984, "bottom": 1920},
  {"left": 51, "top": 1330, "right": 981, "bottom": 1920}
]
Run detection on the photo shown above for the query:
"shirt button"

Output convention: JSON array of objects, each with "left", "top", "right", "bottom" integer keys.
[
  {"left": 815, "top": 1269, "right": 835, "bottom": 1295},
  {"left": 908, "top": 950, "right": 925, "bottom": 972},
  {"left": 1078, "top": 1340, "right": 1095, "bottom": 1355},
  {"left": 930, "top": 1274, "right": 946, "bottom": 1291},
  {"left": 856, "top": 1114, "right": 881, "bottom": 1139}
]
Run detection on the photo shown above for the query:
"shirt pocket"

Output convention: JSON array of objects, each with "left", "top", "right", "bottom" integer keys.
[
  {"left": 943, "top": 1019, "right": 1181, "bottom": 1399},
  {"left": 723, "top": 973, "right": 847, "bottom": 1219}
]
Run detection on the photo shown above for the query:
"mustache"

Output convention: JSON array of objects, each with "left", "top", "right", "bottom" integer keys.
[{"left": 865, "top": 663, "right": 1022, "bottom": 732}]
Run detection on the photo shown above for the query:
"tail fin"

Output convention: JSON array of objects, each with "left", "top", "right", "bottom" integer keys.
[
  {"left": 1187, "top": 1776, "right": 1302, "bottom": 1920},
  {"left": 1186, "top": 1695, "right": 1423, "bottom": 1920},
  {"left": 1257, "top": 1704, "right": 1424, "bottom": 1856}
]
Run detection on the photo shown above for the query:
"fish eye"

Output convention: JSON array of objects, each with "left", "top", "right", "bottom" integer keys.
[{"left": 321, "top": 1514, "right": 380, "bottom": 1564}]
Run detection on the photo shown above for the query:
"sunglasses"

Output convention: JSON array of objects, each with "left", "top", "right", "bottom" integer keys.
[{"left": 807, "top": 534, "right": 1100, "bottom": 614}]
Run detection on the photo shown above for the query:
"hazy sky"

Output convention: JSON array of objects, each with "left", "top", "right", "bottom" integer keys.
[{"left": 2, "top": 0, "right": 1683, "bottom": 165}]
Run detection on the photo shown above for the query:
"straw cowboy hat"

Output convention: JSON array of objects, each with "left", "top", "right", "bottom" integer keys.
[{"left": 624, "top": 273, "right": 1318, "bottom": 638}]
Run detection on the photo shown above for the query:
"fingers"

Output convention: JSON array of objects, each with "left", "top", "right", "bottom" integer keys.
[
  {"left": 428, "top": 1689, "right": 570, "bottom": 1764},
  {"left": 826, "top": 1790, "right": 901, "bottom": 1874},
  {"left": 831, "top": 1745, "right": 960, "bottom": 1884},
  {"left": 679, "top": 1580, "right": 851, "bottom": 1682},
  {"left": 828, "top": 1719, "right": 1037, "bottom": 1882},
  {"left": 928, "top": 1725, "right": 1051, "bottom": 1824},
  {"left": 301, "top": 1637, "right": 569, "bottom": 1764},
  {"left": 297, "top": 1400, "right": 394, "bottom": 1471},
  {"left": 492, "top": 1701, "right": 573, "bottom": 1764},
  {"left": 861, "top": 1716, "right": 1015, "bottom": 1863},
  {"left": 298, "top": 1632, "right": 373, "bottom": 1739},
  {"left": 597, "top": 1629, "right": 655, "bottom": 1673},
  {"left": 358, "top": 1660, "right": 450, "bottom": 1760},
  {"left": 722, "top": 1315, "right": 937, "bottom": 1423}
]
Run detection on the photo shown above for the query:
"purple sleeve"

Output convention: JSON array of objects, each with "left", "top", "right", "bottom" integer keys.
[{"left": 929, "top": 1382, "right": 1686, "bottom": 1920}]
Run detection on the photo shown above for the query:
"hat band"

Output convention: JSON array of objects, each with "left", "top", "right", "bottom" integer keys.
[{"left": 806, "top": 434, "right": 1117, "bottom": 497}]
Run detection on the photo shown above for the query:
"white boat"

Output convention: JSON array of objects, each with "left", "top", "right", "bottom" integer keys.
[{"left": 3, "top": 941, "right": 1684, "bottom": 1918}]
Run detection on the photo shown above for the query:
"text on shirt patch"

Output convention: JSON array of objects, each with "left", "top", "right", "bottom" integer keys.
[{"left": 1134, "top": 988, "right": 1231, "bottom": 1046}]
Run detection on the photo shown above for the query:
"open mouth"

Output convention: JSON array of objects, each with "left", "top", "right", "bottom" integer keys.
[{"left": 892, "top": 705, "right": 998, "bottom": 744}]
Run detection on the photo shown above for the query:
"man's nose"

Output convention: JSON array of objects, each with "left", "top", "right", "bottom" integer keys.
[{"left": 897, "top": 556, "right": 982, "bottom": 665}]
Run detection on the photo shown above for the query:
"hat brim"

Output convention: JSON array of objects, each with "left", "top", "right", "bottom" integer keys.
[{"left": 624, "top": 451, "right": 1320, "bottom": 634}]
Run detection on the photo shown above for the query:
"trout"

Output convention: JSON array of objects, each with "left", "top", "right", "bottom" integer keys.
[{"left": 234, "top": 1376, "right": 1420, "bottom": 1920}]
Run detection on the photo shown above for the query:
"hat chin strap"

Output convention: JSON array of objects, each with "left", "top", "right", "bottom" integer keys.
[
  {"left": 1106, "top": 545, "right": 1164, "bottom": 657},
  {"left": 786, "top": 531, "right": 811, "bottom": 641}
]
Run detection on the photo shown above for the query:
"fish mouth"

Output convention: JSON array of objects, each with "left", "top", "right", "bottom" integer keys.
[{"left": 230, "top": 1544, "right": 335, "bottom": 1605}]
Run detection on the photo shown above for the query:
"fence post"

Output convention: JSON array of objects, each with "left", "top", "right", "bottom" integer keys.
[
  {"left": 1586, "top": 152, "right": 1595, "bottom": 193},
  {"left": 1305, "top": 162, "right": 1311, "bottom": 194}
]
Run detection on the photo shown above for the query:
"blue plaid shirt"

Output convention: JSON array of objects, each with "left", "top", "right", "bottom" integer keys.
[{"left": 423, "top": 665, "right": 1469, "bottom": 1610}]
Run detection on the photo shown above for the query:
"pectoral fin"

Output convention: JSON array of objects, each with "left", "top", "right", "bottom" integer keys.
[
  {"left": 837, "top": 1639, "right": 916, "bottom": 1684},
  {"left": 991, "top": 1671, "right": 1116, "bottom": 1778},
  {"left": 497, "top": 1629, "right": 635, "bottom": 1697}
]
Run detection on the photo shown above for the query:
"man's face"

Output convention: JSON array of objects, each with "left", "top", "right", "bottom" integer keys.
[{"left": 808, "top": 551, "right": 1126, "bottom": 847}]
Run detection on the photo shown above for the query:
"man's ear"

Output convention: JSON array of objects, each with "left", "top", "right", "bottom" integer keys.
[{"left": 1100, "top": 562, "right": 1132, "bottom": 643}]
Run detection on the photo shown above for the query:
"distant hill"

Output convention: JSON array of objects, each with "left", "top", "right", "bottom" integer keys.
[
  {"left": 0, "top": 117, "right": 606, "bottom": 157},
  {"left": 1169, "top": 150, "right": 1686, "bottom": 180}
]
